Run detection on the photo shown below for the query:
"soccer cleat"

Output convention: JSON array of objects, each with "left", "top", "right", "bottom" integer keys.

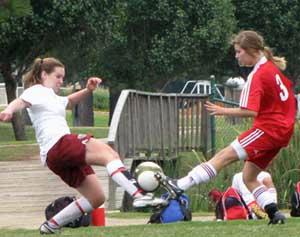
[
  {"left": 133, "top": 193, "right": 168, "bottom": 208},
  {"left": 39, "top": 221, "right": 60, "bottom": 235},
  {"left": 268, "top": 211, "right": 286, "bottom": 225},
  {"left": 155, "top": 173, "right": 183, "bottom": 198},
  {"left": 251, "top": 204, "right": 268, "bottom": 219}
]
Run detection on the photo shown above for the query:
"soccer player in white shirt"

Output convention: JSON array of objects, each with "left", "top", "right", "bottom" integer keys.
[{"left": 0, "top": 57, "right": 166, "bottom": 234}]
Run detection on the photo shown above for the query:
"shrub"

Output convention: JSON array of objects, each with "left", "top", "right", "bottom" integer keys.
[
  {"left": 93, "top": 88, "right": 109, "bottom": 111},
  {"left": 60, "top": 87, "right": 109, "bottom": 111}
]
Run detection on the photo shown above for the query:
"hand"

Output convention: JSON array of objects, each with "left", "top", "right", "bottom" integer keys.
[
  {"left": 0, "top": 110, "right": 13, "bottom": 122},
  {"left": 204, "top": 101, "right": 226, "bottom": 115},
  {"left": 86, "top": 77, "right": 102, "bottom": 92}
]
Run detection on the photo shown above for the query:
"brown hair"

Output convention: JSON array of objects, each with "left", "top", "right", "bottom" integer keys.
[
  {"left": 231, "top": 30, "right": 286, "bottom": 71},
  {"left": 23, "top": 57, "right": 65, "bottom": 88}
]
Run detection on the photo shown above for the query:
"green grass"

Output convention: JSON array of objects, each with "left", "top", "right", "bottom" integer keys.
[
  {"left": 0, "top": 111, "right": 109, "bottom": 142},
  {"left": 66, "top": 110, "right": 109, "bottom": 127},
  {"left": 1, "top": 218, "right": 300, "bottom": 237}
]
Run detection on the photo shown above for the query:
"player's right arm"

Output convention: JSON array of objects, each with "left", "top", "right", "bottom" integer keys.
[
  {"left": 205, "top": 101, "right": 257, "bottom": 117},
  {"left": 0, "top": 98, "right": 30, "bottom": 122}
]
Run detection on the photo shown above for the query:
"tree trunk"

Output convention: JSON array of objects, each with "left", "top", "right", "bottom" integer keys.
[
  {"left": 72, "top": 80, "right": 94, "bottom": 126},
  {"left": 108, "top": 87, "right": 121, "bottom": 126},
  {"left": 1, "top": 63, "right": 27, "bottom": 140}
]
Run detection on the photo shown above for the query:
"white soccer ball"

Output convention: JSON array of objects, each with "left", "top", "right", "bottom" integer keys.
[{"left": 134, "top": 162, "right": 163, "bottom": 192}]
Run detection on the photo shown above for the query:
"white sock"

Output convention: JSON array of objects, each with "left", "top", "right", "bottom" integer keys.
[
  {"left": 252, "top": 185, "right": 275, "bottom": 209},
  {"left": 49, "top": 197, "right": 94, "bottom": 228},
  {"left": 177, "top": 176, "right": 196, "bottom": 191},
  {"left": 106, "top": 159, "right": 142, "bottom": 198},
  {"left": 189, "top": 163, "right": 217, "bottom": 184},
  {"left": 177, "top": 163, "right": 217, "bottom": 190},
  {"left": 268, "top": 187, "right": 277, "bottom": 204}
]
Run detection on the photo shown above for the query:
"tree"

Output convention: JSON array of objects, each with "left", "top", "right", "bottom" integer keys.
[
  {"left": 0, "top": 0, "right": 115, "bottom": 138},
  {"left": 0, "top": 0, "right": 32, "bottom": 140},
  {"left": 91, "top": 0, "right": 236, "bottom": 123}
]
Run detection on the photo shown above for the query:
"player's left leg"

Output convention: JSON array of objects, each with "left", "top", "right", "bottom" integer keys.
[
  {"left": 40, "top": 174, "right": 102, "bottom": 234},
  {"left": 243, "top": 162, "right": 285, "bottom": 224}
]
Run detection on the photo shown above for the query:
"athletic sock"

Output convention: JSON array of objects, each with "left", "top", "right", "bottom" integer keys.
[
  {"left": 178, "top": 162, "right": 217, "bottom": 190},
  {"left": 106, "top": 159, "right": 143, "bottom": 198},
  {"left": 252, "top": 185, "right": 275, "bottom": 210},
  {"left": 268, "top": 187, "right": 278, "bottom": 203},
  {"left": 49, "top": 197, "right": 94, "bottom": 228},
  {"left": 177, "top": 176, "right": 195, "bottom": 191}
]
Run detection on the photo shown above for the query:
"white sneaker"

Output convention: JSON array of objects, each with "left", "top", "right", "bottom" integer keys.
[
  {"left": 39, "top": 221, "right": 60, "bottom": 235},
  {"left": 133, "top": 193, "right": 168, "bottom": 208}
]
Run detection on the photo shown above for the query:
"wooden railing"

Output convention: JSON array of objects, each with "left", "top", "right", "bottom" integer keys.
[
  {"left": 108, "top": 90, "right": 212, "bottom": 160},
  {"left": 107, "top": 90, "right": 212, "bottom": 209}
]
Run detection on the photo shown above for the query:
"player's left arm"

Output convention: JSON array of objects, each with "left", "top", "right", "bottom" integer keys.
[{"left": 205, "top": 101, "right": 257, "bottom": 117}]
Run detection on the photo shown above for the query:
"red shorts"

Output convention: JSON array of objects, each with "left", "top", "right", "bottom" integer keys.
[
  {"left": 46, "top": 134, "right": 95, "bottom": 188},
  {"left": 231, "top": 127, "right": 286, "bottom": 169}
]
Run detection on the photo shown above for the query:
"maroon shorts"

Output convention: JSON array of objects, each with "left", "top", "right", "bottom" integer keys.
[{"left": 46, "top": 134, "right": 95, "bottom": 188}]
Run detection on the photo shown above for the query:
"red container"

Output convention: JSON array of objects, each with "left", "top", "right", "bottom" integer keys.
[{"left": 91, "top": 207, "right": 105, "bottom": 226}]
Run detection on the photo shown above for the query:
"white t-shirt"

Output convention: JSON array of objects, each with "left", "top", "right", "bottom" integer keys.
[
  {"left": 20, "top": 85, "right": 70, "bottom": 165},
  {"left": 231, "top": 171, "right": 271, "bottom": 206}
]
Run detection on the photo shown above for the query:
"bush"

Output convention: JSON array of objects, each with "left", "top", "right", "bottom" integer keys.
[
  {"left": 60, "top": 87, "right": 109, "bottom": 111},
  {"left": 93, "top": 88, "right": 109, "bottom": 111}
]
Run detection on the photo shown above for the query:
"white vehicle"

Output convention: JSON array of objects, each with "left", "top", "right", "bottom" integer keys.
[{"left": 180, "top": 80, "right": 224, "bottom": 100}]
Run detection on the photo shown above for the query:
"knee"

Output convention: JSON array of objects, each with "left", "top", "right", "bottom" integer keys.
[{"left": 90, "top": 194, "right": 106, "bottom": 209}]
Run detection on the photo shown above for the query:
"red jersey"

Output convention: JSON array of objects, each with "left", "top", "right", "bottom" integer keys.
[{"left": 239, "top": 56, "right": 296, "bottom": 144}]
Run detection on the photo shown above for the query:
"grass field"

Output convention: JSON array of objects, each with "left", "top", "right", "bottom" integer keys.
[
  {"left": 1, "top": 218, "right": 300, "bottom": 237},
  {"left": 0, "top": 110, "right": 109, "bottom": 143}
]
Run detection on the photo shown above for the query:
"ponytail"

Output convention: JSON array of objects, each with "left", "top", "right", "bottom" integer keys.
[
  {"left": 23, "top": 58, "right": 43, "bottom": 88},
  {"left": 263, "top": 47, "right": 287, "bottom": 71}
]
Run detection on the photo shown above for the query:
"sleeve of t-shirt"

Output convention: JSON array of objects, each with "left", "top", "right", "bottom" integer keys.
[
  {"left": 240, "top": 75, "right": 263, "bottom": 112},
  {"left": 19, "top": 86, "right": 43, "bottom": 106}
]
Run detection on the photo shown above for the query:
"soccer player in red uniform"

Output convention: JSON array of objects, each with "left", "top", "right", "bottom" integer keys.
[{"left": 166, "top": 30, "right": 296, "bottom": 224}]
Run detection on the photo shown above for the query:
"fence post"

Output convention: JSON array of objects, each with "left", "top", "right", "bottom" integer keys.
[{"left": 210, "top": 75, "right": 216, "bottom": 156}]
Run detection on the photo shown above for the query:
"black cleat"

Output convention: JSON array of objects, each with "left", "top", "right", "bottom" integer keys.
[
  {"left": 155, "top": 173, "right": 183, "bottom": 198},
  {"left": 268, "top": 211, "right": 286, "bottom": 225}
]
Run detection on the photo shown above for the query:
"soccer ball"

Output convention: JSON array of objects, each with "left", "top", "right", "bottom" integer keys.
[{"left": 134, "top": 161, "right": 163, "bottom": 192}]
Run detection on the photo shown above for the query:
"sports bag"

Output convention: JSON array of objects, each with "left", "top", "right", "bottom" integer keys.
[
  {"left": 45, "top": 196, "right": 91, "bottom": 228},
  {"left": 148, "top": 193, "right": 192, "bottom": 224},
  {"left": 290, "top": 182, "right": 300, "bottom": 217},
  {"left": 221, "top": 187, "right": 251, "bottom": 220}
]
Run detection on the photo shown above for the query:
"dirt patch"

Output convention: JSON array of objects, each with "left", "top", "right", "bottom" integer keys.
[{"left": 0, "top": 212, "right": 214, "bottom": 230}]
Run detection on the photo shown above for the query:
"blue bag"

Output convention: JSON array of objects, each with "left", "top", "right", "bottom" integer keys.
[{"left": 148, "top": 193, "right": 192, "bottom": 224}]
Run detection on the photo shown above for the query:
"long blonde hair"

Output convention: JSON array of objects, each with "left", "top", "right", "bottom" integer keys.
[
  {"left": 23, "top": 57, "right": 65, "bottom": 88},
  {"left": 231, "top": 30, "right": 286, "bottom": 71}
]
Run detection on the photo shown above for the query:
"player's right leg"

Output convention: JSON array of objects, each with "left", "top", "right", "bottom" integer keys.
[
  {"left": 85, "top": 138, "right": 167, "bottom": 208},
  {"left": 161, "top": 145, "right": 238, "bottom": 195}
]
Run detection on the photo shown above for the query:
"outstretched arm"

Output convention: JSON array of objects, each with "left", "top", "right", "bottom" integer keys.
[
  {"left": 0, "top": 98, "right": 30, "bottom": 122},
  {"left": 204, "top": 101, "right": 257, "bottom": 117},
  {"left": 67, "top": 77, "right": 102, "bottom": 108}
]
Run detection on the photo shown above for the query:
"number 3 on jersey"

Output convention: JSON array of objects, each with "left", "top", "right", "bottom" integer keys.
[{"left": 275, "top": 74, "right": 289, "bottom": 101}]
